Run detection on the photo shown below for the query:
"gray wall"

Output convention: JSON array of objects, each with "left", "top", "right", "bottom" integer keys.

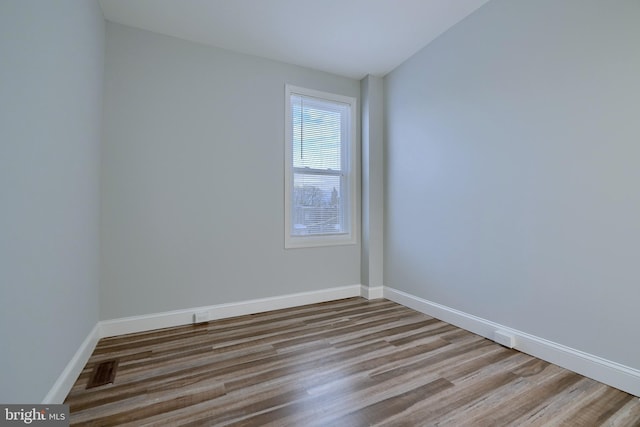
[
  {"left": 361, "top": 75, "right": 384, "bottom": 288},
  {"left": 385, "top": 0, "right": 640, "bottom": 369},
  {"left": 101, "top": 23, "right": 360, "bottom": 319},
  {"left": 0, "top": 0, "right": 104, "bottom": 402}
]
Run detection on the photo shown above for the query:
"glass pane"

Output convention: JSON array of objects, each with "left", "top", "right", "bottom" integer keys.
[{"left": 292, "top": 173, "right": 343, "bottom": 235}]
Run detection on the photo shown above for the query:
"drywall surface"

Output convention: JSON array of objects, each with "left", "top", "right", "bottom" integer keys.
[
  {"left": 101, "top": 23, "right": 360, "bottom": 319},
  {"left": 0, "top": 0, "right": 104, "bottom": 402},
  {"left": 361, "top": 75, "right": 384, "bottom": 287},
  {"left": 385, "top": 0, "right": 640, "bottom": 369}
]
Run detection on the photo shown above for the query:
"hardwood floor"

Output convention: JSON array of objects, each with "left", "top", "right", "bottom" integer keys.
[{"left": 65, "top": 298, "right": 640, "bottom": 426}]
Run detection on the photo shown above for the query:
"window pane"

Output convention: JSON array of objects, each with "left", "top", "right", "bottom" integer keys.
[
  {"left": 285, "top": 85, "right": 355, "bottom": 248},
  {"left": 292, "top": 173, "right": 343, "bottom": 235},
  {"left": 291, "top": 95, "right": 345, "bottom": 171}
]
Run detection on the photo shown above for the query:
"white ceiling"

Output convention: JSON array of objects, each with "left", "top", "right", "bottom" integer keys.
[{"left": 99, "top": 0, "right": 490, "bottom": 80}]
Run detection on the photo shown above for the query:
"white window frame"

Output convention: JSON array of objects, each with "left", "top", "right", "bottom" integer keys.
[{"left": 284, "top": 84, "right": 357, "bottom": 249}]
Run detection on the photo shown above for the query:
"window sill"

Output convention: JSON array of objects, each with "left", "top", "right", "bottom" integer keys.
[{"left": 285, "top": 234, "right": 357, "bottom": 249}]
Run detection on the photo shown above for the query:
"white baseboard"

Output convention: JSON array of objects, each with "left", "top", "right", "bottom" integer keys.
[
  {"left": 42, "top": 323, "right": 100, "bottom": 404},
  {"left": 360, "top": 285, "right": 384, "bottom": 299},
  {"left": 44, "top": 285, "right": 365, "bottom": 402},
  {"left": 100, "top": 284, "right": 363, "bottom": 338},
  {"left": 51, "top": 285, "right": 639, "bottom": 405},
  {"left": 384, "top": 286, "right": 640, "bottom": 397}
]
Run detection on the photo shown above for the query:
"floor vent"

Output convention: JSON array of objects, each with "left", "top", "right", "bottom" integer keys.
[{"left": 86, "top": 359, "right": 119, "bottom": 389}]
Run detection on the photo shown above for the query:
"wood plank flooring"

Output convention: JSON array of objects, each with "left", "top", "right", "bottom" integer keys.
[{"left": 65, "top": 298, "right": 640, "bottom": 426}]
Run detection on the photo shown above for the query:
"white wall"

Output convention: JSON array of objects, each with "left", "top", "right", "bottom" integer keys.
[
  {"left": 385, "top": 0, "right": 640, "bottom": 370},
  {"left": 0, "top": 0, "right": 104, "bottom": 402},
  {"left": 101, "top": 23, "right": 360, "bottom": 319}
]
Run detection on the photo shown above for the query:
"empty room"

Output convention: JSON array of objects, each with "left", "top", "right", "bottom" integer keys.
[{"left": 1, "top": 0, "right": 639, "bottom": 425}]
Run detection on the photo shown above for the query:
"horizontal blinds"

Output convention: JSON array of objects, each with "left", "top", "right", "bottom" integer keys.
[
  {"left": 291, "top": 94, "right": 347, "bottom": 171},
  {"left": 290, "top": 94, "right": 349, "bottom": 236}
]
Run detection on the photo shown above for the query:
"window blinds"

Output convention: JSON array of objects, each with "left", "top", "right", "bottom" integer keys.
[{"left": 290, "top": 94, "right": 350, "bottom": 236}]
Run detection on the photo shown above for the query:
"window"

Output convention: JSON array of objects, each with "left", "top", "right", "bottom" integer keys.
[{"left": 285, "top": 85, "right": 357, "bottom": 248}]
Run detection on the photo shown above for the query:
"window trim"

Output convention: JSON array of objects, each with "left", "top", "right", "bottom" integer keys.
[{"left": 284, "top": 84, "right": 358, "bottom": 249}]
